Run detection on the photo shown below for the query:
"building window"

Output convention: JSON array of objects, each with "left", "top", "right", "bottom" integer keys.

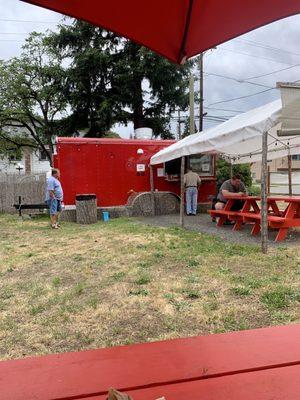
[
  {"left": 39, "top": 149, "right": 48, "bottom": 161},
  {"left": 292, "top": 154, "right": 300, "bottom": 161}
]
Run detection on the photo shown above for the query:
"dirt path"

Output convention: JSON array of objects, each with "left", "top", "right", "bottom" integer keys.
[{"left": 138, "top": 213, "right": 300, "bottom": 247}]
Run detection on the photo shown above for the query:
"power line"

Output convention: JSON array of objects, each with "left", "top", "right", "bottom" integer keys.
[
  {"left": 0, "top": 32, "right": 30, "bottom": 35},
  {"left": 244, "top": 64, "right": 300, "bottom": 80},
  {"left": 0, "top": 39, "right": 24, "bottom": 42},
  {"left": 171, "top": 114, "right": 231, "bottom": 122},
  {"left": 207, "top": 79, "right": 300, "bottom": 106},
  {"left": 204, "top": 106, "right": 245, "bottom": 113},
  {"left": 204, "top": 71, "right": 273, "bottom": 88},
  {"left": 235, "top": 38, "right": 300, "bottom": 59},
  {"left": 0, "top": 18, "right": 58, "bottom": 24},
  {"left": 207, "top": 87, "right": 275, "bottom": 107},
  {"left": 218, "top": 47, "right": 295, "bottom": 66}
]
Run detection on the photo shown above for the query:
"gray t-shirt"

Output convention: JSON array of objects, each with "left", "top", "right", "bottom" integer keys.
[
  {"left": 45, "top": 176, "right": 63, "bottom": 201},
  {"left": 217, "top": 179, "right": 246, "bottom": 203}
]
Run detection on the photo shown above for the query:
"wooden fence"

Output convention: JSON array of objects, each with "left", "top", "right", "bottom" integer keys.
[
  {"left": 0, "top": 173, "right": 46, "bottom": 213},
  {"left": 270, "top": 172, "right": 300, "bottom": 195}
]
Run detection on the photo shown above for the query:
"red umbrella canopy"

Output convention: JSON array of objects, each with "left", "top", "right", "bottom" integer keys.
[{"left": 22, "top": 0, "right": 300, "bottom": 64}]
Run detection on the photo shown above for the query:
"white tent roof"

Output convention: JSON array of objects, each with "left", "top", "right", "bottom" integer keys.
[{"left": 151, "top": 99, "right": 300, "bottom": 165}]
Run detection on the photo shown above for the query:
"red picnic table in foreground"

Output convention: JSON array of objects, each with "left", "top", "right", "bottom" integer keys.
[
  {"left": 210, "top": 195, "right": 300, "bottom": 241},
  {"left": 2, "top": 324, "right": 300, "bottom": 399}
]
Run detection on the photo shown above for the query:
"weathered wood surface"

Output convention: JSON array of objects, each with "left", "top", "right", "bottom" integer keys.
[
  {"left": 0, "top": 173, "right": 46, "bottom": 213},
  {"left": 76, "top": 195, "right": 97, "bottom": 224},
  {"left": 2, "top": 324, "right": 300, "bottom": 400}
]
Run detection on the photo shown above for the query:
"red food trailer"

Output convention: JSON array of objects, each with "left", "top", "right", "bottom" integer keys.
[{"left": 54, "top": 137, "right": 216, "bottom": 212}]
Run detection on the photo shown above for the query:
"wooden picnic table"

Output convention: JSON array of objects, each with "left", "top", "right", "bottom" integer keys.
[
  {"left": 2, "top": 324, "right": 300, "bottom": 400},
  {"left": 210, "top": 195, "right": 300, "bottom": 241}
]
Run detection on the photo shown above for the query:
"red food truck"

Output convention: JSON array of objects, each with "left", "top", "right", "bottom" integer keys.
[{"left": 53, "top": 137, "right": 216, "bottom": 213}]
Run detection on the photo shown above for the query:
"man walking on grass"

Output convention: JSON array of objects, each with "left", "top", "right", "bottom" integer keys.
[
  {"left": 184, "top": 168, "right": 201, "bottom": 216},
  {"left": 45, "top": 168, "right": 63, "bottom": 229}
]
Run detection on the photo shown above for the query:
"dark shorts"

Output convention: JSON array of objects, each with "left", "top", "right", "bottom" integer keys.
[
  {"left": 216, "top": 199, "right": 245, "bottom": 211},
  {"left": 46, "top": 199, "right": 62, "bottom": 215}
]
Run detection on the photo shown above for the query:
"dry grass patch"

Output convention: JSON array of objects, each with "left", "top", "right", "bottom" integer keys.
[{"left": 0, "top": 214, "right": 300, "bottom": 360}]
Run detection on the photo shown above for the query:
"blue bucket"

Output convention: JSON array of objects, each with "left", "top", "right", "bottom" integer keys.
[{"left": 102, "top": 211, "right": 110, "bottom": 222}]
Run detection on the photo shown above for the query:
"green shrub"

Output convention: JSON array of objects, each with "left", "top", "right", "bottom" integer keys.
[
  {"left": 247, "top": 185, "right": 261, "bottom": 196},
  {"left": 216, "top": 158, "right": 252, "bottom": 188}
]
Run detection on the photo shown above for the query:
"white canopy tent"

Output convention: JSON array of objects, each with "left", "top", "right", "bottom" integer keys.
[
  {"left": 151, "top": 99, "right": 300, "bottom": 166},
  {"left": 150, "top": 95, "right": 300, "bottom": 253}
]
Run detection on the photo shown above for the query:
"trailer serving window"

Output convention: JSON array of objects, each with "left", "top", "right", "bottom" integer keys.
[
  {"left": 164, "top": 153, "right": 214, "bottom": 180},
  {"left": 187, "top": 154, "right": 214, "bottom": 176}
]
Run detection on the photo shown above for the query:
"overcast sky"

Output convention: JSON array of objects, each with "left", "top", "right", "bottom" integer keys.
[{"left": 2, "top": 0, "right": 300, "bottom": 137}]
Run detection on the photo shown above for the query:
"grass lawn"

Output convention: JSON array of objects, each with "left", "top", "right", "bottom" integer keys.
[{"left": 1, "top": 213, "right": 300, "bottom": 361}]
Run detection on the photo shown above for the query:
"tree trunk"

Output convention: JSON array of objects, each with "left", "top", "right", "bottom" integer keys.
[
  {"left": 133, "top": 78, "right": 145, "bottom": 129},
  {"left": 76, "top": 194, "right": 97, "bottom": 224}
]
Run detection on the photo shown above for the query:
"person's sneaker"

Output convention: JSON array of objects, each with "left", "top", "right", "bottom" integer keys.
[
  {"left": 51, "top": 224, "right": 59, "bottom": 229},
  {"left": 224, "top": 220, "right": 235, "bottom": 226}
]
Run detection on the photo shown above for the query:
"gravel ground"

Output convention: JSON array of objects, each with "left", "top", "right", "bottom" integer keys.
[{"left": 138, "top": 213, "right": 300, "bottom": 247}]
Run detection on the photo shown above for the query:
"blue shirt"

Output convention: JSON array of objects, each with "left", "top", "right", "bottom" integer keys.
[{"left": 45, "top": 176, "right": 63, "bottom": 201}]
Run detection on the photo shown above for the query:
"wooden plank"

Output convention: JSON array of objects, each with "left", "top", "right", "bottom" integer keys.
[
  {"left": 268, "top": 196, "right": 300, "bottom": 202},
  {"left": 119, "top": 364, "right": 300, "bottom": 400},
  {"left": 209, "top": 210, "right": 241, "bottom": 216},
  {"left": 2, "top": 325, "right": 300, "bottom": 400}
]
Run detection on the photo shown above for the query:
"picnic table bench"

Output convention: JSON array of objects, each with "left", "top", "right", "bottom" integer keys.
[
  {"left": 13, "top": 196, "right": 49, "bottom": 218},
  {"left": 1, "top": 324, "right": 300, "bottom": 400},
  {"left": 210, "top": 195, "right": 300, "bottom": 241}
]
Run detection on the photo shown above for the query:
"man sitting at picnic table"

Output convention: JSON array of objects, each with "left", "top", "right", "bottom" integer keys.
[{"left": 215, "top": 174, "right": 247, "bottom": 215}]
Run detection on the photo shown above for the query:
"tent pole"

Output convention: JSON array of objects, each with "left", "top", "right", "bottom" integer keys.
[
  {"left": 150, "top": 165, "right": 155, "bottom": 216},
  {"left": 288, "top": 151, "right": 292, "bottom": 196},
  {"left": 261, "top": 131, "right": 268, "bottom": 254},
  {"left": 189, "top": 75, "right": 195, "bottom": 135},
  {"left": 229, "top": 159, "right": 233, "bottom": 178},
  {"left": 180, "top": 156, "right": 185, "bottom": 227},
  {"left": 267, "top": 166, "right": 271, "bottom": 196},
  {"left": 199, "top": 53, "right": 204, "bottom": 132}
]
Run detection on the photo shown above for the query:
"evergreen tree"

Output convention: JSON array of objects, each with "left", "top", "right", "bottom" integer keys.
[{"left": 50, "top": 21, "right": 193, "bottom": 138}]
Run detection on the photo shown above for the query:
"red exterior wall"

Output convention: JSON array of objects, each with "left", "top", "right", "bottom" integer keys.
[{"left": 55, "top": 138, "right": 216, "bottom": 207}]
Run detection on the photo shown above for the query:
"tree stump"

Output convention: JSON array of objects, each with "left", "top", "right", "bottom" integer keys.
[{"left": 76, "top": 194, "right": 97, "bottom": 224}]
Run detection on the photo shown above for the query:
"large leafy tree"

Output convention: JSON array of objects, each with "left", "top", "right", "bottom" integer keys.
[
  {"left": 0, "top": 33, "right": 68, "bottom": 164},
  {"left": 51, "top": 21, "right": 193, "bottom": 138}
]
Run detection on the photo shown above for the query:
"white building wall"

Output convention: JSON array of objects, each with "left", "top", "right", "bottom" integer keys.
[
  {"left": 0, "top": 157, "right": 22, "bottom": 174},
  {"left": 0, "top": 151, "right": 51, "bottom": 175},
  {"left": 31, "top": 150, "right": 51, "bottom": 174}
]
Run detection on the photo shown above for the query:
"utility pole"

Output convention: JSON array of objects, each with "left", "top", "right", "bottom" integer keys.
[
  {"left": 177, "top": 110, "right": 182, "bottom": 140},
  {"left": 199, "top": 52, "right": 204, "bottom": 132},
  {"left": 189, "top": 75, "right": 195, "bottom": 135}
]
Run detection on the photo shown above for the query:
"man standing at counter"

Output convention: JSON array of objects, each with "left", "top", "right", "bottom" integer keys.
[{"left": 184, "top": 168, "right": 201, "bottom": 216}]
